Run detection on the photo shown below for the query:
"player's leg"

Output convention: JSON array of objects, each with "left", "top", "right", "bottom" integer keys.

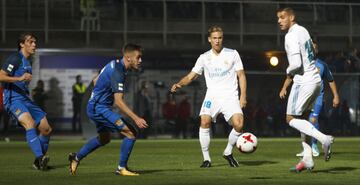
[
  {"left": 37, "top": 117, "right": 52, "bottom": 154},
  {"left": 17, "top": 112, "right": 48, "bottom": 170},
  {"left": 309, "top": 113, "right": 320, "bottom": 156},
  {"left": 291, "top": 135, "right": 314, "bottom": 173},
  {"left": 199, "top": 115, "right": 212, "bottom": 168},
  {"left": 223, "top": 113, "right": 243, "bottom": 167},
  {"left": 286, "top": 83, "right": 333, "bottom": 161},
  {"left": 116, "top": 119, "right": 140, "bottom": 176},
  {"left": 69, "top": 131, "right": 110, "bottom": 175},
  {"left": 309, "top": 97, "right": 323, "bottom": 157},
  {"left": 26, "top": 100, "right": 52, "bottom": 169}
]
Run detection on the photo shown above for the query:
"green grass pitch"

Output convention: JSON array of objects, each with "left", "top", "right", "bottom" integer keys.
[{"left": 0, "top": 137, "right": 359, "bottom": 185}]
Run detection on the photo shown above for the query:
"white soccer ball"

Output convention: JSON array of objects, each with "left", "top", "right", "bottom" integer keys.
[{"left": 236, "top": 132, "right": 258, "bottom": 153}]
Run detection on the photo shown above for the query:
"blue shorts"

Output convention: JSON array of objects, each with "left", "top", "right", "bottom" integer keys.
[
  {"left": 87, "top": 103, "right": 125, "bottom": 133},
  {"left": 5, "top": 99, "right": 46, "bottom": 126},
  {"left": 309, "top": 94, "right": 323, "bottom": 119}
]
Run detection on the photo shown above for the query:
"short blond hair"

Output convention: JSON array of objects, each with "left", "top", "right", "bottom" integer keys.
[{"left": 208, "top": 25, "right": 223, "bottom": 37}]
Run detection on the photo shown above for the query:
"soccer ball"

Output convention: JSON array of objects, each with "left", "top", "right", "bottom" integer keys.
[{"left": 236, "top": 132, "right": 258, "bottom": 153}]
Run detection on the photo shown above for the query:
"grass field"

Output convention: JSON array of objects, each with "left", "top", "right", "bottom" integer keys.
[{"left": 0, "top": 137, "right": 359, "bottom": 185}]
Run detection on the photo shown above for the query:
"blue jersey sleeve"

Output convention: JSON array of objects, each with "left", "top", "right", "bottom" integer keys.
[
  {"left": 110, "top": 68, "right": 125, "bottom": 93},
  {"left": 322, "top": 61, "right": 334, "bottom": 82},
  {"left": 2, "top": 53, "right": 21, "bottom": 76}
]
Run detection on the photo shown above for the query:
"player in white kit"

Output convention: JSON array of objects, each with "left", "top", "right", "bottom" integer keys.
[
  {"left": 171, "top": 25, "right": 247, "bottom": 168},
  {"left": 277, "top": 7, "right": 334, "bottom": 172}
]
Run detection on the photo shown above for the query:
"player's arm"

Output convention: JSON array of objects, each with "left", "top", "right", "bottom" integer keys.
[
  {"left": 285, "top": 34, "right": 303, "bottom": 76},
  {"left": 328, "top": 81, "right": 340, "bottom": 107},
  {"left": 279, "top": 75, "right": 293, "bottom": 99},
  {"left": 170, "top": 71, "right": 199, "bottom": 93},
  {"left": 92, "top": 74, "right": 99, "bottom": 86},
  {"left": 114, "top": 92, "right": 148, "bottom": 129},
  {"left": 286, "top": 54, "right": 303, "bottom": 76},
  {"left": 237, "top": 70, "right": 247, "bottom": 108},
  {"left": 0, "top": 70, "right": 31, "bottom": 83}
]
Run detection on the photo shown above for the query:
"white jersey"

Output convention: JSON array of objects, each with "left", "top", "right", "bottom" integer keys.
[
  {"left": 192, "top": 48, "right": 244, "bottom": 97},
  {"left": 285, "top": 24, "right": 321, "bottom": 85}
]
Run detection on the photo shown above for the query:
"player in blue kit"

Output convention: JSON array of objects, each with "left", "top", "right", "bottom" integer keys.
[
  {"left": 0, "top": 33, "right": 52, "bottom": 170},
  {"left": 296, "top": 41, "right": 340, "bottom": 157},
  {"left": 68, "top": 43, "right": 148, "bottom": 176}
]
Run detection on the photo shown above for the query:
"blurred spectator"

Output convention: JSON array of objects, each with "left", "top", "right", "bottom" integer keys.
[
  {"left": 72, "top": 75, "right": 86, "bottom": 132},
  {"left": 333, "top": 51, "right": 347, "bottom": 73},
  {"left": 0, "top": 83, "right": 10, "bottom": 132},
  {"left": 253, "top": 100, "right": 267, "bottom": 136},
  {"left": 176, "top": 92, "right": 191, "bottom": 139},
  {"left": 347, "top": 48, "right": 360, "bottom": 72},
  {"left": 162, "top": 92, "right": 177, "bottom": 136},
  {"left": 134, "top": 81, "right": 153, "bottom": 139},
  {"left": 339, "top": 100, "right": 351, "bottom": 135},
  {"left": 32, "top": 80, "right": 47, "bottom": 111}
]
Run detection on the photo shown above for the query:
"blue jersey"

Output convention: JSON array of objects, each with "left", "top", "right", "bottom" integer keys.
[
  {"left": 1, "top": 51, "right": 45, "bottom": 124},
  {"left": 315, "top": 58, "right": 334, "bottom": 97},
  {"left": 2, "top": 51, "right": 32, "bottom": 104},
  {"left": 88, "top": 58, "right": 126, "bottom": 108}
]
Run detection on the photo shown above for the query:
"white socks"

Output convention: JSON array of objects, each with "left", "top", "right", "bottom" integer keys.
[
  {"left": 302, "top": 141, "right": 314, "bottom": 166},
  {"left": 289, "top": 119, "right": 327, "bottom": 144},
  {"left": 199, "top": 128, "right": 211, "bottom": 161},
  {"left": 223, "top": 128, "right": 242, "bottom": 156}
]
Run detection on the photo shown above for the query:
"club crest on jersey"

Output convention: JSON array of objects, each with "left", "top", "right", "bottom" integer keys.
[
  {"left": 7, "top": 64, "right": 14, "bottom": 72},
  {"left": 115, "top": 119, "right": 124, "bottom": 127},
  {"left": 118, "top": 83, "right": 123, "bottom": 91},
  {"left": 15, "top": 109, "right": 21, "bottom": 116}
]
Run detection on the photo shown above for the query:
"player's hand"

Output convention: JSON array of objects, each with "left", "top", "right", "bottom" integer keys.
[
  {"left": 19, "top": 73, "right": 32, "bottom": 82},
  {"left": 170, "top": 83, "right": 181, "bottom": 93},
  {"left": 240, "top": 96, "right": 247, "bottom": 108},
  {"left": 333, "top": 95, "right": 340, "bottom": 107},
  {"left": 134, "top": 117, "right": 148, "bottom": 129},
  {"left": 279, "top": 88, "right": 287, "bottom": 99}
]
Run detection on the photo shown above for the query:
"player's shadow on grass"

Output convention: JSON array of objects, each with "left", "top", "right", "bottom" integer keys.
[
  {"left": 136, "top": 169, "right": 185, "bottom": 174},
  {"left": 213, "top": 160, "right": 277, "bottom": 167},
  {"left": 312, "top": 167, "right": 357, "bottom": 174},
  {"left": 240, "top": 160, "right": 278, "bottom": 166}
]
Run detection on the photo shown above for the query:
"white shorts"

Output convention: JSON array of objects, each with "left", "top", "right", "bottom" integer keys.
[
  {"left": 199, "top": 92, "right": 243, "bottom": 122},
  {"left": 286, "top": 82, "right": 321, "bottom": 116}
]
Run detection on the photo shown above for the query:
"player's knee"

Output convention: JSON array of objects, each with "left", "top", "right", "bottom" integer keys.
[
  {"left": 21, "top": 121, "right": 36, "bottom": 130},
  {"left": 122, "top": 129, "right": 136, "bottom": 139},
  {"left": 99, "top": 137, "right": 110, "bottom": 145},
  {"left": 200, "top": 121, "right": 211, "bottom": 128},
  {"left": 286, "top": 115, "right": 293, "bottom": 124},
  {"left": 233, "top": 123, "right": 243, "bottom": 132},
  {"left": 98, "top": 133, "right": 111, "bottom": 145},
  {"left": 39, "top": 126, "right": 52, "bottom": 136},
  {"left": 309, "top": 117, "right": 317, "bottom": 124}
]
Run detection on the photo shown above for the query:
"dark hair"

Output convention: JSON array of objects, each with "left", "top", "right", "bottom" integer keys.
[
  {"left": 277, "top": 7, "right": 295, "bottom": 16},
  {"left": 122, "top": 43, "right": 143, "bottom": 54},
  {"left": 17, "top": 32, "right": 37, "bottom": 51},
  {"left": 208, "top": 25, "right": 223, "bottom": 37}
]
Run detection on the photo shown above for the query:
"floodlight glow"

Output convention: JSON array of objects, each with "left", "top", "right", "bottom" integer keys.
[{"left": 270, "top": 56, "right": 279, "bottom": 67}]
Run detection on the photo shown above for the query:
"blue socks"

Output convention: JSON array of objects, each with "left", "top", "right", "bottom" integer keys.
[
  {"left": 26, "top": 128, "right": 43, "bottom": 158},
  {"left": 119, "top": 138, "right": 136, "bottom": 167},
  {"left": 76, "top": 137, "right": 102, "bottom": 160},
  {"left": 311, "top": 121, "right": 320, "bottom": 145},
  {"left": 38, "top": 135, "right": 50, "bottom": 154}
]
